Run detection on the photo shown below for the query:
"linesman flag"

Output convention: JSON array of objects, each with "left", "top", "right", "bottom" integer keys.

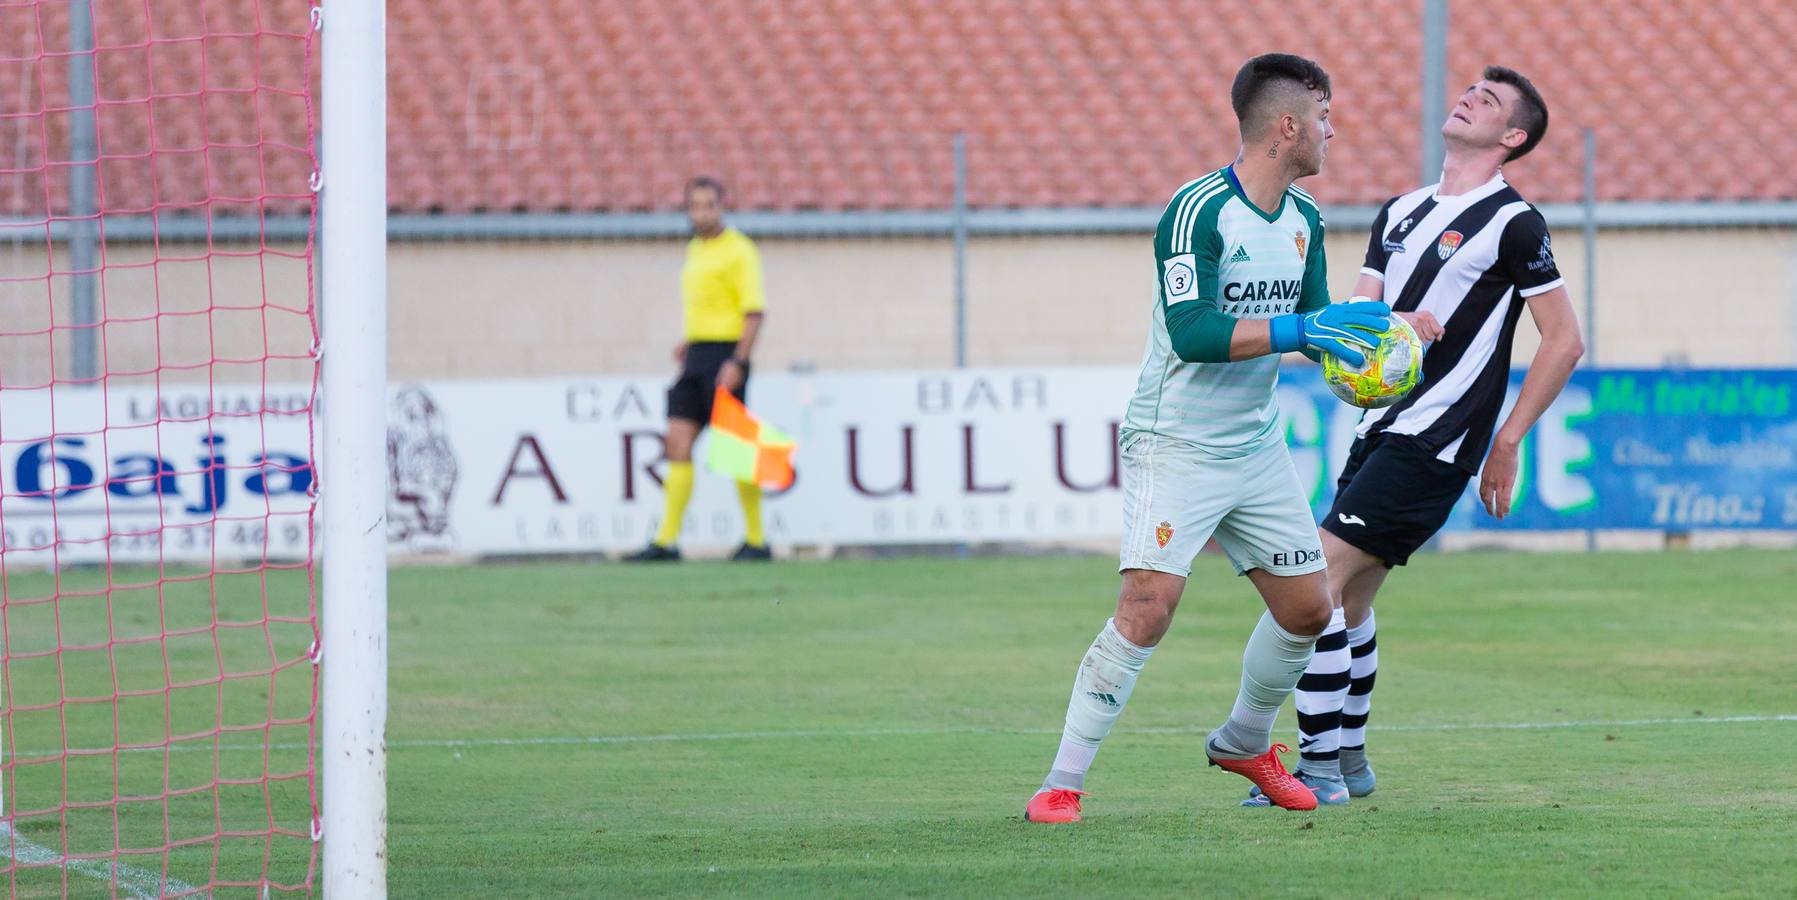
[{"left": 705, "top": 387, "right": 797, "bottom": 490}]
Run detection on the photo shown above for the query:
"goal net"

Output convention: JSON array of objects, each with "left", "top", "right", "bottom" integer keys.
[{"left": 0, "top": 1, "right": 321, "bottom": 895}]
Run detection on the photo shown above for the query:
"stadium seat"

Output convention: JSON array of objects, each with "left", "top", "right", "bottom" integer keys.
[{"left": 0, "top": 0, "right": 1786, "bottom": 219}]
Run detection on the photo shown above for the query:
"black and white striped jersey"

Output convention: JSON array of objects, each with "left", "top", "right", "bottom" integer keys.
[{"left": 1354, "top": 173, "right": 1564, "bottom": 473}]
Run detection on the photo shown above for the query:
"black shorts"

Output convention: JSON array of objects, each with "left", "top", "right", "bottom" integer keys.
[
  {"left": 667, "top": 341, "right": 749, "bottom": 424},
  {"left": 1321, "top": 434, "right": 1470, "bottom": 567}
]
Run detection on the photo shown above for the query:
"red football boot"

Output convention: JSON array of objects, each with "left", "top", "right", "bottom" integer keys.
[
  {"left": 1024, "top": 788, "right": 1084, "bottom": 823},
  {"left": 1207, "top": 743, "right": 1319, "bottom": 811}
]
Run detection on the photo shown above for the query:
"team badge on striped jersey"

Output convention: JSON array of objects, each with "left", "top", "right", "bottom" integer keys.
[
  {"left": 1155, "top": 521, "right": 1174, "bottom": 549},
  {"left": 1436, "top": 230, "right": 1463, "bottom": 260},
  {"left": 1293, "top": 231, "right": 1306, "bottom": 258}
]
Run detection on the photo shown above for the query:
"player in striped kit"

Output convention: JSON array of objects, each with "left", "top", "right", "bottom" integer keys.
[
  {"left": 1024, "top": 54, "right": 1392, "bottom": 821},
  {"left": 1251, "top": 66, "right": 1586, "bottom": 807}
]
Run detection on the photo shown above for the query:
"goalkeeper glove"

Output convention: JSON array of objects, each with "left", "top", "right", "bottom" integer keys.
[{"left": 1269, "top": 299, "right": 1392, "bottom": 366}]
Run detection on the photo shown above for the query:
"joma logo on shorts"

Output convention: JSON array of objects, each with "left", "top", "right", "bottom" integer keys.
[{"left": 1272, "top": 548, "right": 1321, "bottom": 567}]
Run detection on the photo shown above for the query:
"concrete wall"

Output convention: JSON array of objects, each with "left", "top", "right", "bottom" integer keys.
[
  {"left": 389, "top": 227, "right": 1797, "bottom": 379},
  {"left": 0, "top": 227, "right": 1792, "bottom": 386},
  {"left": 0, "top": 241, "right": 314, "bottom": 388}
]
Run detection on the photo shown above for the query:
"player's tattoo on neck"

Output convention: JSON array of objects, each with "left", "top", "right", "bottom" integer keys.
[{"left": 1268, "top": 141, "right": 1280, "bottom": 159}]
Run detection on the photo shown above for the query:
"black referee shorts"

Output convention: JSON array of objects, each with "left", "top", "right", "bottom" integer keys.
[
  {"left": 1321, "top": 434, "right": 1471, "bottom": 567},
  {"left": 667, "top": 341, "right": 749, "bottom": 425}
]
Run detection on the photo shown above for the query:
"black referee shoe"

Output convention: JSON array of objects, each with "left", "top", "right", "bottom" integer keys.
[
  {"left": 731, "top": 543, "right": 773, "bottom": 562},
  {"left": 622, "top": 543, "right": 681, "bottom": 563}
]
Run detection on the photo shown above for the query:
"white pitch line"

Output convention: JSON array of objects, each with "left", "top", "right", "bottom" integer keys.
[
  {"left": 401, "top": 713, "right": 1797, "bottom": 749},
  {"left": 18, "top": 714, "right": 1796, "bottom": 759},
  {"left": 1374, "top": 714, "right": 1797, "bottom": 732},
  {"left": 1127, "top": 713, "right": 1797, "bottom": 736},
  {"left": 0, "top": 823, "right": 204, "bottom": 899},
  {"left": 4, "top": 716, "right": 1787, "bottom": 894}
]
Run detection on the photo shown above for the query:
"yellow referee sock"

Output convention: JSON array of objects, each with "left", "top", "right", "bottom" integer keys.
[
  {"left": 653, "top": 461, "right": 695, "bottom": 546},
  {"left": 737, "top": 481, "right": 765, "bottom": 547}
]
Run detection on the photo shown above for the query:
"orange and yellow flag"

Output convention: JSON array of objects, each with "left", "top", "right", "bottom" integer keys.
[{"left": 704, "top": 387, "right": 797, "bottom": 490}]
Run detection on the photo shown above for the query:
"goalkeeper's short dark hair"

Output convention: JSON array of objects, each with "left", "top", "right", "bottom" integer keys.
[
  {"left": 1230, "top": 53, "right": 1332, "bottom": 135},
  {"left": 1483, "top": 65, "right": 1549, "bottom": 161}
]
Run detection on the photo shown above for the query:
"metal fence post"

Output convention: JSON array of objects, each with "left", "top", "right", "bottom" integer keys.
[
  {"left": 1582, "top": 128, "right": 1598, "bottom": 366},
  {"left": 952, "top": 132, "right": 968, "bottom": 368},
  {"left": 1420, "top": 0, "right": 1448, "bottom": 184},
  {"left": 69, "top": 0, "right": 99, "bottom": 382},
  {"left": 1581, "top": 128, "right": 1599, "bottom": 554}
]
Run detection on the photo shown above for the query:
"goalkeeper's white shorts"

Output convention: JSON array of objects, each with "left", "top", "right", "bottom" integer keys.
[{"left": 1117, "top": 431, "right": 1327, "bottom": 579}]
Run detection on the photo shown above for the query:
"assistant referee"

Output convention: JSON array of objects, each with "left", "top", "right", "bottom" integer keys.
[{"left": 625, "top": 176, "right": 771, "bottom": 562}]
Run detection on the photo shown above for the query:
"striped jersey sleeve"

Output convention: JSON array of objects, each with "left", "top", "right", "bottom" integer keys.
[
  {"left": 1155, "top": 171, "right": 1230, "bottom": 305},
  {"left": 1153, "top": 171, "right": 1237, "bottom": 363},
  {"left": 1498, "top": 208, "right": 1563, "bottom": 297},
  {"left": 1361, "top": 197, "right": 1398, "bottom": 280}
]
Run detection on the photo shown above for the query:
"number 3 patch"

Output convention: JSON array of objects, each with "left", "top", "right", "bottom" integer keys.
[{"left": 1163, "top": 254, "right": 1198, "bottom": 304}]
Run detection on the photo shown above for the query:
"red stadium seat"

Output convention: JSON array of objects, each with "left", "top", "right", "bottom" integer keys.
[{"left": 0, "top": 0, "right": 1782, "bottom": 219}]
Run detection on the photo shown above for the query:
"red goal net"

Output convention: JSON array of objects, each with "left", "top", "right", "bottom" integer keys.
[{"left": 0, "top": 1, "right": 320, "bottom": 895}]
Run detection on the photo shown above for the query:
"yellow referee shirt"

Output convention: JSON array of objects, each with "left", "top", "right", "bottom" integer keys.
[{"left": 681, "top": 227, "right": 765, "bottom": 341}]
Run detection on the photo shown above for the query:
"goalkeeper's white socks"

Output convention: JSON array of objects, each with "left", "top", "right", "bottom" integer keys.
[
  {"left": 1042, "top": 618, "right": 1154, "bottom": 792},
  {"left": 1293, "top": 608, "right": 1351, "bottom": 779},
  {"left": 1209, "top": 611, "right": 1319, "bottom": 757}
]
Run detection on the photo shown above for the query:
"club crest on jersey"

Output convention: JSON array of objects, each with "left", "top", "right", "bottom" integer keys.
[
  {"left": 1293, "top": 231, "right": 1306, "bottom": 258},
  {"left": 1155, "top": 521, "right": 1174, "bottom": 549},
  {"left": 1436, "top": 230, "right": 1463, "bottom": 260}
]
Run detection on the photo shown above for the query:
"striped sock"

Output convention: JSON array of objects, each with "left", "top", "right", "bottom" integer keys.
[
  {"left": 1340, "top": 610, "right": 1379, "bottom": 775},
  {"left": 1294, "top": 608, "right": 1350, "bottom": 780}
]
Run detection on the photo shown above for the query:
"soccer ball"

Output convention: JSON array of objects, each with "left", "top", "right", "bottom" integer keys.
[{"left": 1321, "top": 314, "right": 1424, "bottom": 409}]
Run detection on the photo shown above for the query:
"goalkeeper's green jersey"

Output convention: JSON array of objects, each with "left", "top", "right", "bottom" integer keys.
[{"left": 1122, "top": 166, "right": 1330, "bottom": 456}]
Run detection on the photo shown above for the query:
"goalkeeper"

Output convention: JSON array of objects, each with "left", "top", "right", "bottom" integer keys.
[
  {"left": 1023, "top": 53, "right": 1391, "bottom": 822},
  {"left": 624, "top": 177, "right": 772, "bottom": 563}
]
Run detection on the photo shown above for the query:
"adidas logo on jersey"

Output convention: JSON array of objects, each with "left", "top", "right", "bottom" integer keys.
[{"left": 1227, "top": 244, "right": 1252, "bottom": 263}]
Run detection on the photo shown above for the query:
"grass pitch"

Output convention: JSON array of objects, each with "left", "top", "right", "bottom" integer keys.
[
  {"left": 393, "top": 549, "right": 1794, "bottom": 897},
  {"left": 5, "top": 549, "right": 1796, "bottom": 897}
]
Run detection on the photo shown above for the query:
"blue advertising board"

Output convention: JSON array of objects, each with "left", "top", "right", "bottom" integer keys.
[{"left": 1282, "top": 369, "right": 1797, "bottom": 531}]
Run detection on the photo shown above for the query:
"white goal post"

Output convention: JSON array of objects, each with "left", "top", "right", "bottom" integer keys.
[{"left": 320, "top": 0, "right": 390, "bottom": 896}]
